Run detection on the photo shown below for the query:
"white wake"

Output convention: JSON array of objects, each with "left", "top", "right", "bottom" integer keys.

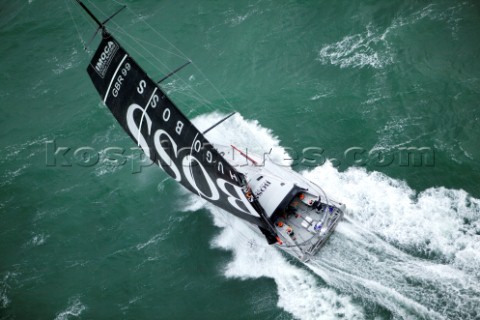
[{"left": 185, "top": 112, "right": 480, "bottom": 320}]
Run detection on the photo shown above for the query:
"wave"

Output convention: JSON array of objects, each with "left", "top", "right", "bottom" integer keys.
[
  {"left": 208, "top": 205, "right": 365, "bottom": 320},
  {"left": 193, "top": 112, "right": 290, "bottom": 166},
  {"left": 0, "top": 272, "right": 16, "bottom": 310},
  {"left": 54, "top": 297, "right": 86, "bottom": 320},
  {"left": 318, "top": 23, "right": 394, "bottom": 69},
  {"left": 0, "top": 137, "right": 48, "bottom": 188},
  {"left": 304, "top": 163, "right": 480, "bottom": 319},
  {"left": 317, "top": 3, "right": 469, "bottom": 69},
  {"left": 185, "top": 113, "right": 365, "bottom": 319},
  {"left": 304, "top": 164, "right": 480, "bottom": 269},
  {"left": 184, "top": 112, "right": 480, "bottom": 319}
]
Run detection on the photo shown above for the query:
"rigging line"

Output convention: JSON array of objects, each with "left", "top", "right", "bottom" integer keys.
[
  {"left": 101, "top": 3, "right": 126, "bottom": 25},
  {"left": 85, "top": 1, "right": 179, "bottom": 74},
  {"left": 117, "top": 2, "right": 236, "bottom": 113},
  {"left": 82, "top": 2, "right": 265, "bottom": 248},
  {"left": 112, "top": 34, "right": 216, "bottom": 110},
  {"left": 89, "top": 3, "right": 263, "bottom": 153},
  {"left": 107, "top": 27, "right": 176, "bottom": 74},
  {"left": 188, "top": 62, "right": 237, "bottom": 112},
  {"left": 160, "top": 82, "right": 216, "bottom": 109},
  {"left": 88, "top": 2, "right": 223, "bottom": 115},
  {"left": 65, "top": 0, "right": 88, "bottom": 53},
  {"left": 94, "top": 19, "right": 217, "bottom": 110},
  {"left": 157, "top": 60, "right": 192, "bottom": 84},
  {"left": 110, "top": 0, "right": 186, "bottom": 61},
  {"left": 129, "top": 37, "right": 189, "bottom": 61},
  {"left": 161, "top": 76, "right": 216, "bottom": 111}
]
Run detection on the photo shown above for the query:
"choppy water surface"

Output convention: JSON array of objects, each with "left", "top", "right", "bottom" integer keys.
[{"left": 1, "top": 0, "right": 479, "bottom": 319}]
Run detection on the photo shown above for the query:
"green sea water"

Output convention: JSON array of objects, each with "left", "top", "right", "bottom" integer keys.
[{"left": 1, "top": 0, "right": 480, "bottom": 319}]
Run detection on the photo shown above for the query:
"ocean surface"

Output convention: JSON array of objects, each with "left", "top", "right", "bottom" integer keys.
[{"left": 1, "top": 0, "right": 480, "bottom": 319}]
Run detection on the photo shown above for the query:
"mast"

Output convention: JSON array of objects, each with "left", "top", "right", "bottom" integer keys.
[
  {"left": 75, "top": 0, "right": 104, "bottom": 28},
  {"left": 75, "top": 1, "right": 280, "bottom": 244}
]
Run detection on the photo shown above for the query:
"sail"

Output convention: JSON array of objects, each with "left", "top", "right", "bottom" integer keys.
[{"left": 86, "top": 32, "right": 265, "bottom": 227}]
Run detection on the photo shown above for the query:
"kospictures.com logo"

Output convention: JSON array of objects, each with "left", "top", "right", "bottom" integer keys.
[{"left": 45, "top": 140, "right": 435, "bottom": 173}]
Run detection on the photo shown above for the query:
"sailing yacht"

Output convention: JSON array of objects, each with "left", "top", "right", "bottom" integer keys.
[{"left": 75, "top": 1, "right": 344, "bottom": 262}]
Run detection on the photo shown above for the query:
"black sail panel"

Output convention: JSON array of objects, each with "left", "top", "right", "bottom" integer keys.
[{"left": 87, "top": 33, "right": 264, "bottom": 227}]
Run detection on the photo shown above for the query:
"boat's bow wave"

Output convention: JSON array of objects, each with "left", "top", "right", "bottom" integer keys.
[
  {"left": 203, "top": 203, "right": 365, "bottom": 320},
  {"left": 188, "top": 112, "right": 480, "bottom": 320}
]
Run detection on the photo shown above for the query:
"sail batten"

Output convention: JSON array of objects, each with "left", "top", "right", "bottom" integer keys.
[{"left": 86, "top": 32, "right": 267, "bottom": 228}]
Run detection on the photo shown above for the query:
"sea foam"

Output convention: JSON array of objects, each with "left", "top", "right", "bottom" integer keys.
[
  {"left": 190, "top": 113, "right": 365, "bottom": 319},
  {"left": 186, "top": 112, "right": 480, "bottom": 319},
  {"left": 54, "top": 297, "right": 86, "bottom": 320}
]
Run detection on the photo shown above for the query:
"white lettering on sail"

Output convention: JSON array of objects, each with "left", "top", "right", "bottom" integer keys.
[
  {"left": 88, "top": 37, "right": 262, "bottom": 225},
  {"left": 217, "top": 161, "right": 224, "bottom": 174},
  {"left": 153, "top": 129, "right": 181, "bottom": 181},
  {"left": 113, "top": 63, "right": 131, "bottom": 98},
  {"left": 206, "top": 151, "right": 213, "bottom": 163},
  {"left": 151, "top": 94, "right": 159, "bottom": 108},
  {"left": 125, "top": 103, "right": 251, "bottom": 218},
  {"left": 175, "top": 121, "right": 184, "bottom": 135},
  {"left": 135, "top": 88, "right": 159, "bottom": 147},
  {"left": 229, "top": 170, "right": 238, "bottom": 182},
  {"left": 183, "top": 155, "right": 220, "bottom": 201},
  {"left": 193, "top": 140, "right": 201, "bottom": 153},
  {"left": 137, "top": 80, "right": 146, "bottom": 94},
  {"left": 162, "top": 108, "right": 171, "bottom": 122},
  {"left": 94, "top": 40, "right": 119, "bottom": 78},
  {"left": 112, "top": 75, "right": 123, "bottom": 97},
  {"left": 103, "top": 54, "right": 128, "bottom": 103},
  {"left": 216, "top": 178, "right": 258, "bottom": 216},
  {"left": 126, "top": 104, "right": 152, "bottom": 158}
]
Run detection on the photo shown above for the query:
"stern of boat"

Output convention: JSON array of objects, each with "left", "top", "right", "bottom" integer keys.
[{"left": 273, "top": 196, "right": 345, "bottom": 262}]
